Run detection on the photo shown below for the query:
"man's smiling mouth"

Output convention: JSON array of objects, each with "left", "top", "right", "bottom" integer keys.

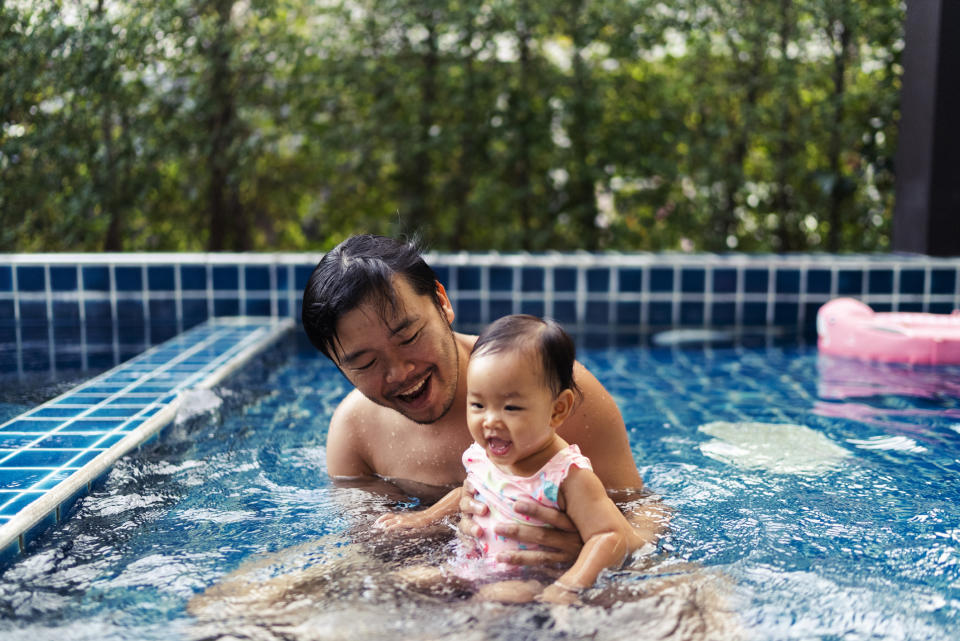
[{"left": 395, "top": 372, "right": 431, "bottom": 403}]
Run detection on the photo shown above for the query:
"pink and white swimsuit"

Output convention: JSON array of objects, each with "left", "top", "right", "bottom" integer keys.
[{"left": 460, "top": 441, "right": 593, "bottom": 573}]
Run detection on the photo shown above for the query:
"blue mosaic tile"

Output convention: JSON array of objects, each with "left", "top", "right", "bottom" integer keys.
[
  {"left": 53, "top": 301, "right": 80, "bottom": 324},
  {"left": 554, "top": 268, "right": 577, "bottom": 292},
  {"left": 681, "top": 269, "right": 705, "bottom": 294},
  {"left": 931, "top": 269, "right": 956, "bottom": 295},
  {"left": 776, "top": 270, "right": 800, "bottom": 294},
  {"left": 520, "top": 300, "right": 545, "bottom": 317},
  {"left": 649, "top": 268, "right": 673, "bottom": 293},
  {"left": 50, "top": 266, "right": 77, "bottom": 292},
  {"left": 837, "top": 270, "right": 862, "bottom": 295},
  {"left": 277, "top": 266, "right": 291, "bottom": 291},
  {"left": 554, "top": 301, "right": 577, "bottom": 324},
  {"left": 149, "top": 300, "right": 177, "bottom": 321},
  {"left": 117, "top": 300, "right": 144, "bottom": 323},
  {"left": 246, "top": 299, "right": 271, "bottom": 316},
  {"left": 82, "top": 266, "right": 110, "bottom": 291},
  {"left": 807, "top": 269, "right": 832, "bottom": 294},
  {"left": 649, "top": 302, "right": 672, "bottom": 326},
  {"left": 872, "top": 302, "right": 892, "bottom": 312},
  {"left": 586, "top": 301, "right": 609, "bottom": 324},
  {"left": 712, "top": 269, "right": 736, "bottom": 294},
  {"left": 19, "top": 301, "right": 46, "bottom": 322},
  {"left": 456, "top": 299, "right": 481, "bottom": 324},
  {"left": 213, "top": 266, "right": 239, "bottom": 290},
  {"left": 490, "top": 267, "right": 513, "bottom": 292},
  {"left": 899, "top": 302, "right": 923, "bottom": 312},
  {"left": 744, "top": 269, "right": 768, "bottom": 293},
  {"left": 214, "top": 299, "right": 240, "bottom": 316},
  {"left": 17, "top": 266, "right": 45, "bottom": 292},
  {"left": 245, "top": 266, "right": 270, "bottom": 291},
  {"left": 115, "top": 266, "right": 142, "bottom": 291},
  {"left": 712, "top": 302, "right": 736, "bottom": 326},
  {"left": 0, "top": 266, "right": 11, "bottom": 292},
  {"left": 743, "top": 302, "right": 767, "bottom": 325},
  {"left": 900, "top": 270, "right": 925, "bottom": 294},
  {"left": 148, "top": 266, "right": 176, "bottom": 291},
  {"left": 181, "top": 266, "right": 207, "bottom": 291},
  {"left": 522, "top": 267, "right": 544, "bottom": 292},
  {"left": 457, "top": 266, "right": 481, "bottom": 290},
  {"left": 617, "top": 302, "right": 641, "bottom": 325},
  {"left": 929, "top": 302, "right": 954, "bottom": 314},
  {"left": 587, "top": 269, "right": 609, "bottom": 293},
  {"left": 774, "top": 302, "right": 798, "bottom": 325},
  {"left": 488, "top": 298, "right": 513, "bottom": 320},
  {"left": 619, "top": 268, "right": 643, "bottom": 293},
  {"left": 680, "top": 301, "right": 704, "bottom": 325},
  {"left": 53, "top": 325, "right": 82, "bottom": 349},
  {"left": 868, "top": 270, "right": 893, "bottom": 294},
  {"left": 150, "top": 324, "right": 179, "bottom": 344}
]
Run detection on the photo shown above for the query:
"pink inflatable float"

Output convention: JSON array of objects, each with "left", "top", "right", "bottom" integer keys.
[{"left": 817, "top": 297, "right": 960, "bottom": 365}]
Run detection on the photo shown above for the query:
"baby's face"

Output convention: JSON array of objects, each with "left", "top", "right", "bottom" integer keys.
[{"left": 465, "top": 349, "right": 561, "bottom": 475}]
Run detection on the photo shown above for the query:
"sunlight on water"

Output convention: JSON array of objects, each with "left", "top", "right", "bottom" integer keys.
[{"left": 1, "top": 337, "right": 959, "bottom": 640}]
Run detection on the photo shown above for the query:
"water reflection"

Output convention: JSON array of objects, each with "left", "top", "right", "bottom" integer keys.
[{"left": 187, "top": 502, "right": 737, "bottom": 641}]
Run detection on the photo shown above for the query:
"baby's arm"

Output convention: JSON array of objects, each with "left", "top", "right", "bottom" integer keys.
[
  {"left": 538, "top": 466, "right": 637, "bottom": 604},
  {"left": 375, "top": 486, "right": 463, "bottom": 531}
]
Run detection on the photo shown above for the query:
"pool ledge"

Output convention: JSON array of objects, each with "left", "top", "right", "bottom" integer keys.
[{"left": 0, "top": 316, "right": 293, "bottom": 564}]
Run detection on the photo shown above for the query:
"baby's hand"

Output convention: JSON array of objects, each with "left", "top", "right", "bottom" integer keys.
[
  {"left": 374, "top": 511, "right": 432, "bottom": 531},
  {"left": 536, "top": 582, "right": 582, "bottom": 605}
]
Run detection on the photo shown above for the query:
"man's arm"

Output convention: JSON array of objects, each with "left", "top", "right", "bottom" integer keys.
[{"left": 558, "top": 362, "right": 643, "bottom": 489}]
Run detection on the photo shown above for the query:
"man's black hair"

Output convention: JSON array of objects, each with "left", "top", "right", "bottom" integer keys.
[
  {"left": 471, "top": 314, "right": 582, "bottom": 401},
  {"left": 301, "top": 234, "right": 439, "bottom": 360}
]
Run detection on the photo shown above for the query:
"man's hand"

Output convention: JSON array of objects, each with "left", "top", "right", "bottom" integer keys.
[{"left": 457, "top": 479, "right": 584, "bottom": 566}]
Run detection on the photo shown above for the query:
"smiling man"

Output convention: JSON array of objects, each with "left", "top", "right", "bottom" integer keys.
[{"left": 301, "top": 234, "right": 657, "bottom": 565}]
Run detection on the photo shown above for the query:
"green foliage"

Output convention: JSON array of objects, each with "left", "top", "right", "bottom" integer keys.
[{"left": 0, "top": 0, "right": 904, "bottom": 252}]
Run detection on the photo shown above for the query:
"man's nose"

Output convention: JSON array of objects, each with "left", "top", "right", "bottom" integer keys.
[{"left": 383, "top": 354, "right": 414, "bottom": 384}]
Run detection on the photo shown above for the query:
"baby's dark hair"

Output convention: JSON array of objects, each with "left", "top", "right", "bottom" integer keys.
[{"left": 471, "top": 314, "right": 582, "bottom": 400}]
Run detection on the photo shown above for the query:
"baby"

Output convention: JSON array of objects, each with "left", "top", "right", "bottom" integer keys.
[{"left": 376, "top": 314, "right": 640, "bottom": 604}]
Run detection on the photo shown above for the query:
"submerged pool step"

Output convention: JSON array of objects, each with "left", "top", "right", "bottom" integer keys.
[{"left": 0, "top": 316, "right": 293, "bottom": 565}]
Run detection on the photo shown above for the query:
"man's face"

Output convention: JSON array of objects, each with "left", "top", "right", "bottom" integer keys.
[{"left": 331, "top": 276, "right": 460, "bottom": 425}]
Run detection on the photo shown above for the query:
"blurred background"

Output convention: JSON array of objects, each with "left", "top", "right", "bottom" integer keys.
[{"left": 1, "top": 0, "right": 903, "bottom": 253}]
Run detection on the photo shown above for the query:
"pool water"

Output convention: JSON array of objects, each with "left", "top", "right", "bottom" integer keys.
[{"left": 0, "top": 333, "right": 958, "bottom": 640}]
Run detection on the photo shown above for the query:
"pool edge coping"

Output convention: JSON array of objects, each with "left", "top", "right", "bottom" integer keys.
[{"left": 0, "top": 317, "right": 294, "bottom": 557}]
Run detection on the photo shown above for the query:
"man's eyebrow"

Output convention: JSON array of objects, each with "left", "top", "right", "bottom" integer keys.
[
  {"left": 387, "top": 317, "right": 417, "bottom": 336},
  {"left": 339, "top": 348, "right": 370, "bottom": 365}
]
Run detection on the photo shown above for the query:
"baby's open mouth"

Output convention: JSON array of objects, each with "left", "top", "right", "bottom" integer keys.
[{"left": 486, "top": 437, "right": 512, "bottom": 456}]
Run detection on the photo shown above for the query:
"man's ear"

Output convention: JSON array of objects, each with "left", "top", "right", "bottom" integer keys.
[
  {"left": 435, "top": 280, "right": 455, "bottom": 324},
  {"left": 549, "top": 389, "right": 576, "bottom": 427}
]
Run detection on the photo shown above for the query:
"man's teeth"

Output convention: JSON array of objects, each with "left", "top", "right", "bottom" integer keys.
[{"left": 398, "top": 377, "right": 426, "bottom": 398}]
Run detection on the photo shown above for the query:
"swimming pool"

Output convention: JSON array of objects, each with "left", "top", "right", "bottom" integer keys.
[{"left": 0, "top": 331, "right": 956, "bottom": 641}]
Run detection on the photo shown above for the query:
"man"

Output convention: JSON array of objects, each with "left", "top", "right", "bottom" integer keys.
[{"left": 302, "top": 234, "right": 658, "bottom": 565}]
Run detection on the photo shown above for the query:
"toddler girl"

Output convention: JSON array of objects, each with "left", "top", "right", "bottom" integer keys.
[{"left": 376, "top": 314, "right": 639, "bottom": 604}]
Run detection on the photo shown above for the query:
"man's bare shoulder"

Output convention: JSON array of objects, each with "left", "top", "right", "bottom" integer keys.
[
  {"left": 326, "top": 390, "right": 397, "bottom": 477},
  {"left": 329, "top": 389, "right": 394, "bottom": 436}
]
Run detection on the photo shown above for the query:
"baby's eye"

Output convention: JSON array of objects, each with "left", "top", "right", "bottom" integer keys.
[
  {"left": 504, "top": 405, "right": 523, "bottom": 412},
  {"left": 469, "top": 402, "right": 484, "bottom": 410}
]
